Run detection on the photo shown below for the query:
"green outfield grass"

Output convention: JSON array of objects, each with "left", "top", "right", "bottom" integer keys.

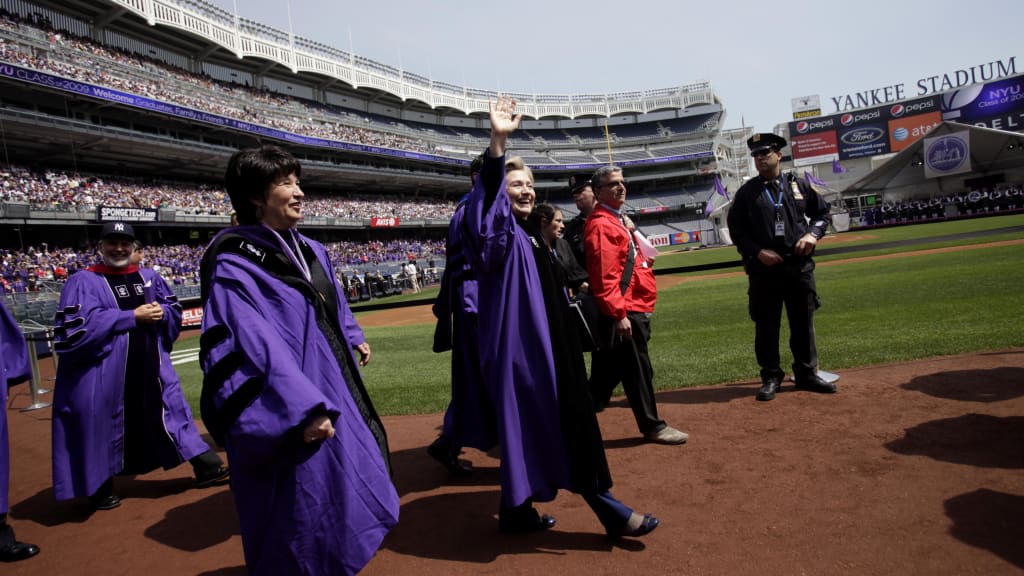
[{"left": 174, "top": 213, "right": 1024, "bottom": 416}]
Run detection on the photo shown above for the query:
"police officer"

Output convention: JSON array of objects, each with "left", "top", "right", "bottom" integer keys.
[
  {"left": 562, "top": 173, "right": 596, "bottom": 269},
  {"left": 726, "top": 133, "right": 835, "bottom": 401}
]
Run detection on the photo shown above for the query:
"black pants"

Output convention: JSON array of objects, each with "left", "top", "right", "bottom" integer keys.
[
  {"left": 596, "top": 312, "right": 665, "bottom": 436},
  {"left": 747, "top": 258, "right": 820, "bottom": 383}
]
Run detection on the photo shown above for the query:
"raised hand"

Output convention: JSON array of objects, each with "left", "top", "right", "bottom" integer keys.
[{"left": 488, "top": 95, "right": 521, "bottom": 157}]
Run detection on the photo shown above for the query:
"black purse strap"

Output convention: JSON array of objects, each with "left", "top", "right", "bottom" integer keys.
[{"left": 619, "top": 229, "right": 636, "bottom": 296}]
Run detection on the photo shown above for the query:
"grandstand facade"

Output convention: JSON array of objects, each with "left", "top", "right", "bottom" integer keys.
[{"left": 0, "top": 0, "right": 744, "bottom": 253}]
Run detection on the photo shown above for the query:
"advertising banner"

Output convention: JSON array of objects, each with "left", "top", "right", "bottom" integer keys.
[
  {"left": 837, "top": 124, "right": 889, "bottom": 159},
  {"left": 792, "top": 95, "right": 822, "bottom": 119},
  {"left": 182, "top": 307, "right": 203, "bottom": 327},
  {"left": 887, "top": 111, "right": 942, "bottom": 152},
  {"left": 96, "top": 206, "right": 159, "bottom": 222},
  {"left": 788, "top": 96, "right": 941, "bottom": 163},
  {"left": 370, "top": 217, "right": 401, "bottom": 228},
  {"left": 790, "top": 131, "right": 838, "bottom": 166},
  {"left": 923, "top": 131, "right": 971, "bottom": 179},
  {"left": 940, "top": 74, "right": 1024, "bottom": 130}
]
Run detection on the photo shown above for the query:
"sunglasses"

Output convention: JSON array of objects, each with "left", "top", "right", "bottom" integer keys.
[{"left": 751, "top": 149, "right": 776, "bottom": 158}]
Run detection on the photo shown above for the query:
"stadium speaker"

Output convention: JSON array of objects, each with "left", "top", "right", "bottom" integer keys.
[
  {"left": 3, "top": 202, "right": 29, "bottom": 218},
  {"left": 159, "top": 209, "right": 177, "bottom": 223}
]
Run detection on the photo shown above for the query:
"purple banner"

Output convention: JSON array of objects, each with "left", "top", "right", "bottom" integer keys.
[{"left": 941, "top": 75, "right": 1024, "bottom": 130}]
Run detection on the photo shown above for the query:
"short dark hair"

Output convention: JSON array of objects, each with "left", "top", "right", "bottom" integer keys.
[
  {"left": 591, "top": 165, "right": 623, "bottom": 189},
  {"left": 224, "top": 145, "right": 302, "bottom": 225},
  {"left": 527, "top": 203, "right": 557, "bottom": 230}
]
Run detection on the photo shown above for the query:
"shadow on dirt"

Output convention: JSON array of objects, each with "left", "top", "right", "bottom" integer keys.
[
  {"left": 886, "top": 414, "right": 1024, "bottom": 469},
  {"left": 381, "top": 488, "right": 643, "bottom": 562},
  {"left": 945, "top": 488, "right": 1024, "bottom": 569},
  {"left": 144, "top": 489, "right": 239, "bottom": 551},
  {"left": 903, "top": 367, "right": 1024, "bottom": 403}
]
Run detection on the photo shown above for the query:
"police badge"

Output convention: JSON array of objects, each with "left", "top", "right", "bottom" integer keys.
[{"left": 790, "top": 179, "right": 803, "bottom": 200}]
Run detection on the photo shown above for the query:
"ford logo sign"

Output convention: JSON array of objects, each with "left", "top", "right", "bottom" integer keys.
[{"left": 840, "top": 127, "right": 886, "bottom": 145}]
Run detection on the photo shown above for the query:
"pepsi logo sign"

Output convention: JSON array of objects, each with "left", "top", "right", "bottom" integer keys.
[
  {"left": 794, "top": 118, "right": 835, "bottom": 133},
  {"left": 840, "top": 110, "right": 881, "bottom": 126}
]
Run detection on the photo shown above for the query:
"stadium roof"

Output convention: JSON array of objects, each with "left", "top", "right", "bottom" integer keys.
[{"left": 842, "top": 122, "right": 1024, "bottom": 200}]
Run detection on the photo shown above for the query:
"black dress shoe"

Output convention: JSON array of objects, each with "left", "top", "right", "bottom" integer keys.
[
  {"left": 0, "top": 541, "right": 39, "bottom": 562},
  {"left": 499, "top": 512, "right": 556, "bottom": 534},
  {"left": 794, "top": 374, "right": 837, "bottom": 394},
  {"left": 609, "top": 513, "right": 659, "bottom": 538},
  {"left": 195, "top": 465, "right": 230, "bottom": 488},
  {"left": 427, "top": 436, "right": 472, "bottom": 477},
  {"left": 89, "top": 494, "right": 121, "bottom": 511},
  {"left": 756, "top": 378, "right": 781, "bottom": 401}
]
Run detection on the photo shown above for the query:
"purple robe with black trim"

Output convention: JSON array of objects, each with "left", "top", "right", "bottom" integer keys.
[
  {"left": 1, "top": 301, "right": 32, "bottom": 514},
  {"left": 51, "top": 266, "right": 211, "bottom": 500},
  {"left": 465, "top": 153, "right": 612, "bottom": 509},
  {"left": 432, "top": 201, "right": 498, "bottom": 451},
  {"left": 200, "top": 226, "right": 398, "bottom": 576}
]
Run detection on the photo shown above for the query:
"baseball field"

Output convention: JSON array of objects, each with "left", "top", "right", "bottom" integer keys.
[{"left": 5, "top": 213, "right": 1023, "bottom": 575}]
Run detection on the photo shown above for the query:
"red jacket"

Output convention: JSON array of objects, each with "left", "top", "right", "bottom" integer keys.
[{"left": 584, "top": 204, "right": 657, "bottom": 320}]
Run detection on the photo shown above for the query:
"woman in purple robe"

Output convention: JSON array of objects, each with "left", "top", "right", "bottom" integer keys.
[
  {"left": 0, "top": 300, "right": 39, "bottom": 562},
  {"left": 200, "top": 145, "right": 399, "bottom": 576},
  {"left": 464, "top": 96, "right": 659, "bottom": 537}
]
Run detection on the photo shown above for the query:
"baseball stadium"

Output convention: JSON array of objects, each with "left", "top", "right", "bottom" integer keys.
[{"left": 0, "top": 0, "right": 1022, "bottom": 574}]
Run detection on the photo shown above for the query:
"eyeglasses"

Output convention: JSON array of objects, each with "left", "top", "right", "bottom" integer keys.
[
  {"left": 751, "top": 149, "right": 776, "bottom": 158},
  {"left": 597, "top": 180, "right": 627, "bottom": 189}
]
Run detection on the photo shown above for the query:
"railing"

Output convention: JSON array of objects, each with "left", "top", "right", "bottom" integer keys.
[{"left": 106, "top": 0, "right": 718, "bottom": 119}]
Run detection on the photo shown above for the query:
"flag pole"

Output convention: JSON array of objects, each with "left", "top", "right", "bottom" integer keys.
[{"left": 604, "top": 119, "right": 613, "bottom": 165}]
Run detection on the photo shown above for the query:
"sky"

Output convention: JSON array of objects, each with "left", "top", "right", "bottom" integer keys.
[{"left": 206, "top": 0, "right": 1020, "bottom": 132}]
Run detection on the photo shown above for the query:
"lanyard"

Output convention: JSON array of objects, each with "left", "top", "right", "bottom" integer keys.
[{"left": 762, "top": 176, "right": 785, "bottom": 211}]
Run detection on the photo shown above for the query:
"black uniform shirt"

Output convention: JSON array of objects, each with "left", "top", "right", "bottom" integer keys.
[{"left": 726, "top": 172, "right": 832, "bottom": 263}]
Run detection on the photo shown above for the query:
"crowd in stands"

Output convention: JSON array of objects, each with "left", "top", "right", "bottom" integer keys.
[
  {"left": 0, "top": 11, "right": 439, "bottom": 155},
  {"left": 0, "top": 9, "right": 714, "bottom": 164},
  {"left": 859, "top": 186, "right": 1024, "bottom": 226},
  {"left": 0, "top": 164, "right": 457, "bottom": 220},
  {"left": 0, "top": 238, "right": 446, "bottom": 295}
]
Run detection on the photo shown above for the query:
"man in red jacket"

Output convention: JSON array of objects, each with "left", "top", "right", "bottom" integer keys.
[{"left": 584, "top": 166, "right": 688, "bottom": 445}]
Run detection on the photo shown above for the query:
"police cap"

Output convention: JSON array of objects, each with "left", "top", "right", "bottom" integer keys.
[
  {"left": 747, "top": 132, "right": 788, "bottom": 155},
  {"left": 568, "top": 173, "right": 592, "bottom": 195}
]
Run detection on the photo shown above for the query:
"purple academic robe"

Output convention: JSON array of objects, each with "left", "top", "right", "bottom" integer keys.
[
  {"left": 466, "top": 153, "right": 613, "bottom": 509},
  {"left": 432, "top": 201, "right": 497, "bottom": 451},
  {"left": 51, "top": 266, "right": 211, "bottom": 500},
  {"left": 1, "top": 301, "right": 32, "bottom": 513},
  {"left": 200, "top": 226, "right": 398, "bottom": 576}
]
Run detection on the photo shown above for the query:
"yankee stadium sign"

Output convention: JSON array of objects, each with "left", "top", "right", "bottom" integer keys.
[{"left": 828, "top": 57, "right": 1017, "bottom": 114}]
